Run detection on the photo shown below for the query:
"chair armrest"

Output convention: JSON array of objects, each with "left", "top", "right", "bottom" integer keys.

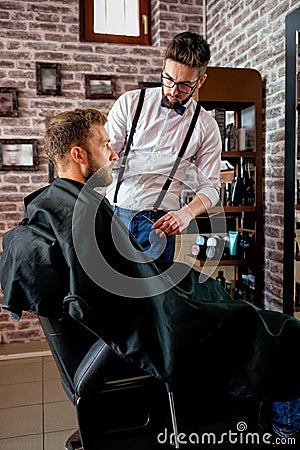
[{"left": 74, "top": 339, "right": 145, "bottom": 398}]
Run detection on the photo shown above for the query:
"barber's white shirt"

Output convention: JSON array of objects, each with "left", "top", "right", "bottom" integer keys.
[{"left": 105, "top": 87, "right": 221, "bottom": 211}]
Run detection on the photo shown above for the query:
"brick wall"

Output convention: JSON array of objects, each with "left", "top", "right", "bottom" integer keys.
[{"left": 0, "top": 0, "right": 299, "bottom": 344}]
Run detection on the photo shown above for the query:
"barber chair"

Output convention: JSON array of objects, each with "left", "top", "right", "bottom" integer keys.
[
  {"left": 39, "top": 315, "right": 176, "bottom": 450},
  {"left": 39, "top": 313, "right": 261, "bottom": 450}
]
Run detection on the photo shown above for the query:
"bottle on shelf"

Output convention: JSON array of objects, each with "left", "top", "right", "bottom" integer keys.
[
  {"left": 230, "top": 161, "right": 243, "bottom": 206},
  {"left": 190, "top": 235, "right": 207, "bottom": 259},
  {"left": 239, "top": 231, "right": 254, "bottom": 259},
  {"left": 220, "top": 181, "right": 231, "bottom": 206},
  {"left": 206, "top": 235, "right": 224, "bottom": 260},
  {"left": 225, "top": 123, "right": 238, "bottom": 151},
  {"left": 225, "top": 281, "right": 233, "bottom": 296},
  {"left": 216, "top": 270, "right": 226, "bottom": 287},
  {"left": 242, "top": 161, "right": 255, "bottom": 206}
]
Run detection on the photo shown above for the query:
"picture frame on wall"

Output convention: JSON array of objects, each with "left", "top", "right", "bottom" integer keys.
[
  {"left": 0, "top": 139, "right": 39, "bottom": 171},
  {"left": 36, "top": 62, "right": 61, "bottom": 95},
  {"left": 0, "top": 88, "right": 18, "bottom": 117},
  {"left": 85, "top": 75, "right": 116, "bottom": 99}
]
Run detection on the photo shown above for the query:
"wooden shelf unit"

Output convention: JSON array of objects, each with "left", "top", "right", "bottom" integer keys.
[
  {"left": 188, "top": 67, "right": 263, "bottom": 307},
  {"left": 185, "top": 255, "right": 251, "bottom": 267}
]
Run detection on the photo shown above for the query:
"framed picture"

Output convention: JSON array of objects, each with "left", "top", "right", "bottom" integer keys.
[
  {"left": 85, "top": 75, "right": 116, "bottom": 99},
  {"left": 36, "top": 62, "right": 61, "bottom": 95},
  {"left": 0, "top": 139, "right": 39, "bottom": 171},
  {"left": 0, "top": 88, "right": 18, "bottom": 117},
  {"left": 138, "top": 81, "right": 161, "bottom": 89}
]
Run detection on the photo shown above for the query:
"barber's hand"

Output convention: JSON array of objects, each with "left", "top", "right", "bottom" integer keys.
[{"left": 152, "top": 206, "right": 194, "bottom": 237}]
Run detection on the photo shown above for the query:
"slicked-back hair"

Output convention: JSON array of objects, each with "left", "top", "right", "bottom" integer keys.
[
  {"left": 163, "top": 32, "right": 210, "bottom": 76},
  {"left": 44, "top": 108, "right": 107, "bottom": 166}
]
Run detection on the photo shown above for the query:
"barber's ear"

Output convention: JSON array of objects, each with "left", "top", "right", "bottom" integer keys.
[
  {"left": 198, "top": 74, "right": 207, "bottom": 89},
  {"left": 70, "top": 146, "right": 85, "bottom": 164}
]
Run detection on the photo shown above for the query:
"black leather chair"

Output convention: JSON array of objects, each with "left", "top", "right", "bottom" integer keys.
[
  {"left": 39, "top": 314, "right": 261, "bottom": 450},
  {"left": 39, "top": 315, "right": 173, "bottom": 450}
]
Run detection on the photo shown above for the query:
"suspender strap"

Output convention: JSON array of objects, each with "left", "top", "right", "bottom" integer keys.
[
  {"left": 152, "top": 101, "right": 201, "bottom": 212},
  {"left": 113, "top": 88, "right": 146, "bottom": 204}
]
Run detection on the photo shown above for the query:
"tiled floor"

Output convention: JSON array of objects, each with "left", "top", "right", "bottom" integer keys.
[
  {"left": 0, "top": 342, "right": 77, "bottom": 450},
  {"left": 1, "top": 335, "right": 295, "bottom": 450}
]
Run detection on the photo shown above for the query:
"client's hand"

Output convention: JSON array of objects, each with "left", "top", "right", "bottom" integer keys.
[{"left": 152, "top": 205, "right": 194, "bottom": 237}]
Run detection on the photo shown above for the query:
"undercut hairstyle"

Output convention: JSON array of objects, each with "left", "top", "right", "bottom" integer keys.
[
  {"left": 44, "top": 108, "right": 107, "bottom": 166},
  {"left": 163, "top": 31, "right": 211, "bottom": 76}
]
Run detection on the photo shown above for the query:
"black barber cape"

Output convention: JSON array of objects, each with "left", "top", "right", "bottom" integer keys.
[{"left": 1, "top": 177, "right": 300, "bottom": 402}]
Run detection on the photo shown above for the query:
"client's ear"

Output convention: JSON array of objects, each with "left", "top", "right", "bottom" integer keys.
[{"left": 70, "top": 146, "right": 86, "bottom": 164}]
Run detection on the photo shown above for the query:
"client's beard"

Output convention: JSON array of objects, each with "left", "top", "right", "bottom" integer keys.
[{"left": 85, "top": 158, "right": 114, "bottom": 187}]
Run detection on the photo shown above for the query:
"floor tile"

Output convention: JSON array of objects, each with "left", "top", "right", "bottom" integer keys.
[
  {"left": 44, "top": 377, "right": 68, "bottom": 403},
  {"left": 0, "top": 434, "right": 44, "bottom": 450},
  {"left": 0, "top": 380, "right": 42, "bottom": 409},
  {"left": 43, "top": 355, "right": 60, "bottom": 380},
  {"left": 44, "top": 428, "right": 77, "bottom": 450},
  {"left": 0, "top": 404, "right": 43, "bottom": 439},
  {"left": 0, "top": 354, "right": 80, "bottom": 449},
  {"left": 44, "top": 400, "right": 77, "bottom": 433},
  {"left": 0, "top": 358, "right": 42, "bottom": 386},
  {"left": 0, "top": 341, "right": 50, "bottom": 358}
]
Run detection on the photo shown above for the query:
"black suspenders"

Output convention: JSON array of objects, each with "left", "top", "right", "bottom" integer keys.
[
  {"left": 113, "top": 88, "right": 201, "bottom": 210},
  {"left": 113, "top": 88, "right": 146, "bottom": 205}
]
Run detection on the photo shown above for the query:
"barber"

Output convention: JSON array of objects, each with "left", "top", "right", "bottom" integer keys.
[{"left": 105, "top": 31, "right": 222, "bottom": 262}]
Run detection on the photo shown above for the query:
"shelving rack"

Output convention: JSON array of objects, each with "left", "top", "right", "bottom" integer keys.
[{"left": 187, "top": 67, "right": 263, "bottom": 307}]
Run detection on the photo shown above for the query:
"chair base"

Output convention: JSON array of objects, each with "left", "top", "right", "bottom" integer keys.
[{"left": 65, "top": 429, "right": 83, "bottom": 450}]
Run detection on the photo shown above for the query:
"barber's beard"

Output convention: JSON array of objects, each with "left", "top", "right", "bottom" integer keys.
[
  {"left": 85, "top": 156, "right": 113, "bottom": 187},
  {"left": 161, "top": 87, "right": 193, "bottom": 110}
]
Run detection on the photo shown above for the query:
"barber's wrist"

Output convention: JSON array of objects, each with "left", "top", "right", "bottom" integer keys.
[{"left": 182, "top": 204, "right": 195, "bottom": 221}]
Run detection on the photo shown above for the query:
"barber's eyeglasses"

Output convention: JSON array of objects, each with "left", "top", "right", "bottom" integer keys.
[{"left": 161, "top": 73, "right": 200, "bottom": 94}]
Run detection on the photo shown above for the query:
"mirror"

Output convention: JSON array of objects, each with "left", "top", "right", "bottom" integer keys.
[{"left": 283, "top": 8, "right": 300, "bottom": 315}]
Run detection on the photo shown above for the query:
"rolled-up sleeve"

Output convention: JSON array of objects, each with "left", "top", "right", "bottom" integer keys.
[{"left": 195, "top": 113, "right": 222, "bottom": 207}]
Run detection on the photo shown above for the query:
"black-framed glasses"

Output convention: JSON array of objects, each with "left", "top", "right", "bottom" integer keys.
[{"left": 161, "top": 73, "right": 200, "bottom": 94}]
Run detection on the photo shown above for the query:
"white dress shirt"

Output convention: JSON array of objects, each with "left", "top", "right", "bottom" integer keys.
[{"left": 105, "top": 87, "right": 221, "bottom": 211}]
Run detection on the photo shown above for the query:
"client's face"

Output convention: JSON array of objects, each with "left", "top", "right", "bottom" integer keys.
[{"left": 85, "top": 125, "right": 118, "bottom": 185}]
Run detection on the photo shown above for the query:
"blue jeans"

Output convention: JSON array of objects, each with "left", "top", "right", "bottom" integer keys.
[
  {"left": 113, "top": 207, "right": 175, "bottom": 262},
  {"left": 271, "top": 398, "right": 300, "bottom": 437}
]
